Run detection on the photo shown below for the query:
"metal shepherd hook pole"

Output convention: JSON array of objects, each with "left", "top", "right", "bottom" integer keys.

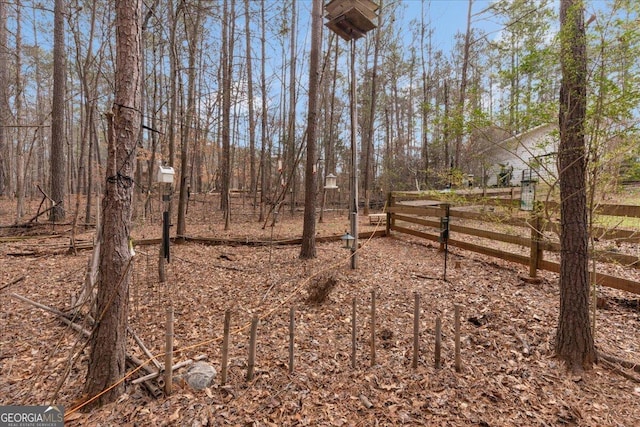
[{"left": 350, "top": 37, "right": 358, "bottom": 270}]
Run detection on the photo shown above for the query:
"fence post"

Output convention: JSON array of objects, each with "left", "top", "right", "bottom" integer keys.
[
  {"left": 510, "top": 187, "right": 515, "bottom": 213},
  {"left": 529, "top": 209, "right": 543, "bottom": 279}
]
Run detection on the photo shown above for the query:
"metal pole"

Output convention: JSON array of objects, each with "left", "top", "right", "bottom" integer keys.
[{"left": 350, "top": 38, "right": 358, "bottom": 269}]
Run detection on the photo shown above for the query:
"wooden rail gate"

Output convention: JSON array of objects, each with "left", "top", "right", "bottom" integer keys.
[{"left": 385, "top": 190, "right": 640, "bottom": 295}]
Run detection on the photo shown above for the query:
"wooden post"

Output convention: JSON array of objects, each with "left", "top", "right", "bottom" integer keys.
[
  {"left": 434, "top": 317, "right": 441, "bottom": 370},
  {"left": 351, "top": 297, "right": 357, "bottom": 369},
  {"left": 454, "top": 305, "right": 462, "bottom": 373},
  {"left": 221, "top": 309, "right": 231, "bottom": 385},
  {"left": 289, "top": 307, "right": 295, "bottom": 374},
  {"left": 412, "top": 292, "right": 419, "bottom": 369},
  {"left": 164, "top": 306, "right": 174, "bottom": 395},
  {"left": 509, "top": 186, "right": 516, "bottom": 214},
  {"left": 529, "top": 210, "right": 543, "bottom": 278},
  {"left": 370, "top": 288, "right": 376, "bottom": 367},
  {"left": 247, "top": 315, "right": 259, "bottom": 381}
]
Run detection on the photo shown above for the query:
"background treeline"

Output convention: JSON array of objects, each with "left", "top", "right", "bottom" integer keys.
[{"left": 0, "top": 0, "right": 638, "bottom": 225}]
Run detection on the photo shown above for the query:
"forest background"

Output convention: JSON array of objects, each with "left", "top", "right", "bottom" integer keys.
[{"left": 0, "top": 0, "right": 638, "bottom": 230}]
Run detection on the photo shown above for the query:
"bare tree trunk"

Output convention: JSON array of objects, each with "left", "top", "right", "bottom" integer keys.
[
  {"left": 287, "top": 0, "right": 298, "bottom": 215},
  {"left": 320, "top": 36, "right": 339, "bottom": 223},
  {"left": 555, "top": 0, "right": 596, "bottom": 373},
  {"left": 443, "top": 80, "right": 451, "bottom": 183},
  {"left": 453, "top": 0, "right": 473, "bottom": 170},
  {"left": 363, "top": 0, "right": 382, "bottom": 216},
  {"left": 71, "top": 0, "right": 97, "bottom": 239},
  {"left": 300, "top": 0, "right": 322, "bottom": 259},
  {"left": 15, "top": 1, "right": 24, "bottom": 222},
  {"left": 245, "top": 0, "right": 257, "bottom": 210},
  {"left": 0, "top": 1, "right": 9, "bottom": 196},
  {"left": 420, "top": 0, "right": 432, "bottom": 189},
  {"left": 258, "top": 0, "right": 268, "bottom": 222},
  {"left": 159, "top": 0, "right": 182, "bottom": 277},
  {"left": 221, "top": 0, "right": 235, "bottom": 229},
  {"left": 176, "top": 3, "right": 202, "bottom": 240},
  {"left": 50, "top": 0, "right": 67, "bottom": 221},
  {"left": 84, "top": 0, "right": 141, "bottom": 407}
]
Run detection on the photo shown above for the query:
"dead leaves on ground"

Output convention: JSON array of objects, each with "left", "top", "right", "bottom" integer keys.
[{"left": 1, "top": 210, "right": 639, "bottom": 426}]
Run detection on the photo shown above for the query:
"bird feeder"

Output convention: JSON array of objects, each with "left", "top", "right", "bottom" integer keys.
[
  {"left": 324, "top": 173, "right": 338, "bottom": 190},
  {"left": 520, "top": 169, "right": 537, "bottom": 211},
  {"left": 157, "top": 164, "right": 175, "bottom": 184},
  {"left": 341, "top": 232, "right": 355, "bottom": 249},
  {"left": 325, "top": 0, "right": 379, "bottom": 41}
]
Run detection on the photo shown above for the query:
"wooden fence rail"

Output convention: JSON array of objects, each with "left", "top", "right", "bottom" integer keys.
[{"left": 386, "top": 192, "right": 640, "bottom": 295}]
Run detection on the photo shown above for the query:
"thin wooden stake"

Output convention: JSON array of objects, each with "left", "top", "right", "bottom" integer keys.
[
  {"left": 289, "top": 307, "right": 295, "bottom": 374},
  {"left": 454, "top": 304, "right": 462, "bottom": 373},
  {"left": 351, "top": 297, "right": 357, "bottom": 369},
  {"left": 370, "top": 288, "right": 376, "bottom": 367},
  {"left": 412, "top": 292, "right": 419, "bottom": 369},
  {"left": 435, "top": 317, "right": 442, "bottom": 370},
  {"left": 247, "top": 315, "right": 259, "bottom": 381},
  {"left": 164, "top": 306, "right": 174, "bottom": 395},
  {"left": 221, "top": 309, "right": 231, "bottom": 385}
]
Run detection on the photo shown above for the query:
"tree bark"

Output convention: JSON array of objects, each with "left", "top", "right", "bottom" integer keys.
[
  {"left": 177, "top": 2, "right": 202, "bottom": 240},
  {"left": 363, "top": 0, "right": 382, "bottom": 216},
  {"left": 14, "top": 1, "right": 26, "bottom": 222},
  {"left": 454, "top": 0, "right": 473, "bottom": 170},
  {"left": 287, "top": 0, "right": 298, "bottom": 215},
  {"left": 0, "top": 1, "right": 8, "bottom": 196},
  {"left": 245, "top": 0, "right": 257, "bottom": 207},
  {"left": 258, "top": 0, "right": 269, "bottom": 222},
  {"left": 555, "top": 0, "right": 596, "bottom": 373},
  {"left": 50, "top": 0, "right": 67, "bottom": 221},
  {"left": 300, "top": 0, "right": 322, "bottom": 259},
  {"left": 84, "top": 0, "right": 141, "bottom": 407}
]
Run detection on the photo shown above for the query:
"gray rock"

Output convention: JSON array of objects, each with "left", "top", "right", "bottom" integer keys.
[{"left": 183, "top": 361, "right": 217, "bottom": 390}]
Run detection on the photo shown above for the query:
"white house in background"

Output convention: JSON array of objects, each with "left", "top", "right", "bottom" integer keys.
[{"left": 480, "top": 123, "right": 559, "bottom": 187}]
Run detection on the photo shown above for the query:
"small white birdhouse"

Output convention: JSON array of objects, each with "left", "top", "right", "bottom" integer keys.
[{"left": 157, "top": 164, "right": 175, "bottom": 184}]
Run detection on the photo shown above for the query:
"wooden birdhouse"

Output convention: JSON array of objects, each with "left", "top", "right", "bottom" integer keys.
[{"left": 325, "top": 0, "right": 379, "bottom": 41}]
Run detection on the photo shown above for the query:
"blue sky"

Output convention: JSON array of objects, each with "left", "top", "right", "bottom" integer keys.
[{"left": 407, "top": 0, "right": 499, "bottom": 50}]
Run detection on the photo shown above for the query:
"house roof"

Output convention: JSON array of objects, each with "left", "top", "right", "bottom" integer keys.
[{"left": 478, "top": 122, "right": 558, "bottom": 157}]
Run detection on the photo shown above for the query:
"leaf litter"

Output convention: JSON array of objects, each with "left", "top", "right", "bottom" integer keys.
[{"left": 1, "top": 197, "right": 639, "bottom": 426}]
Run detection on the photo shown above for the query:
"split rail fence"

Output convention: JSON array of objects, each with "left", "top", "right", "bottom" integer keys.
[{"left": 385, "top": 189, "right": 640, "bottom": 295}]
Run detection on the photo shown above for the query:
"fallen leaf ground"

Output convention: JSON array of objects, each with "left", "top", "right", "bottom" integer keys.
[{"left": 1, "top": 194, "right": 639, "bottom": 426}]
